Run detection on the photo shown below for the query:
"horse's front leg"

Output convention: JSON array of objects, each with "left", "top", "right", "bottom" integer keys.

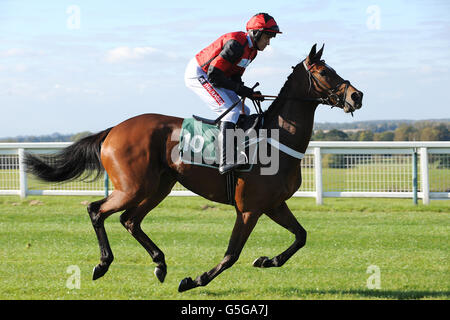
[
  {"left": 178, "top": 210, "right": 261, "bottom": 292},
  {"left": 253, "top": 201, "right": 306, "bottom": 268}
]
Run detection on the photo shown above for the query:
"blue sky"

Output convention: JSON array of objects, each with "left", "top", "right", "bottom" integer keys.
[{"left": 1, "top": 0, "right": 449, "bottom": 137}]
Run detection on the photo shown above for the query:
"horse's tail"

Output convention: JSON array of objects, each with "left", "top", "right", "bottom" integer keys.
[{"left": 24, "top": 128, "right": 113, "bottom": 182}]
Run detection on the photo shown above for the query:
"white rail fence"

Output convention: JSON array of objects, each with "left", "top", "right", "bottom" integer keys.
[{"left": 0, "top": 142, "right": 449, "bottom": 204}]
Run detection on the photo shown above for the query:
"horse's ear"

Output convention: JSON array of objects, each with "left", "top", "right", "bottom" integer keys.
[
  {"left": 308, "top": 44, "right": 317, "bottom": 62},
  {"left": 316, "top": 43, "right": 324, "bottom": 61}
]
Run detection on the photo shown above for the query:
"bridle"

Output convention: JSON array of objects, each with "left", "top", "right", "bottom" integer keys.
[
  {"left": 302, "top": 59, "right": 353, "bottom": 113},
  {"left": 253, "top": 59, "right": 355, "bottom": 115}
]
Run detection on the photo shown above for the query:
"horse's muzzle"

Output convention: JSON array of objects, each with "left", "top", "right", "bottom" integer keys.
[{"left": 351, "top": 91, "right": 363, "bottom": 110}]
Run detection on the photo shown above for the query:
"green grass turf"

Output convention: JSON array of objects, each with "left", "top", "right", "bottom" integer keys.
[{"left": 0, "top": 196, "right": 448, "bottom": 300}]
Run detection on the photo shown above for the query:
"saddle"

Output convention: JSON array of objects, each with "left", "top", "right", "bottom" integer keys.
[
  {"left": 192, "top": 113, "right": 263, "bottom": 132},
  {"left": 236, "top": 113, "right": 263, "bottom": 132},
  {"left": 180, "top": 113, "right": 264, "bottom": 205},
  {"left": 180, "top": 114, "right": 263, "bottom": 166}
]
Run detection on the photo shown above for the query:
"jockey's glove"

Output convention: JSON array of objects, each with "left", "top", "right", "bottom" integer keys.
[
  {"left": 236, "top": 84, "right": 255, "bottom": 98},
  {"left": 252, "top": 91, "right": 265, "bottom": 101},
  {"left": 236, "top": 84, "right": 265, "bottom": 101}
]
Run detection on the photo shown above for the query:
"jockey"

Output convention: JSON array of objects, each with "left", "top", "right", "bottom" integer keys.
[{"left": 184, "top": 13, "right": 282, "bottom": 174}]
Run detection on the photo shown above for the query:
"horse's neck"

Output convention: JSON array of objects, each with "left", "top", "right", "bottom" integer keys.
[
  {"left": 281, "top": 102, "right": 316, "bottom": 153},
  {"left": 265, "top": 69, "right": 318, "bottom": 154}
]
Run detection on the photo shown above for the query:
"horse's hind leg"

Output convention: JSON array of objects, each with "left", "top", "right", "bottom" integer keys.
[
  {"left": 88, "top": 191, "right": 137, "bottom": 280},
  {"left": 120, "top": 174, "right": 175, "bottom": 283},
  {"left": 253, "top": 201, "right": 306, "bottom": 268}
]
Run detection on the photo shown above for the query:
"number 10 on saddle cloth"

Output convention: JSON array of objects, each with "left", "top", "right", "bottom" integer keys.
[{"left": 178, "top": 118, "right": 261, "bottom": 171}]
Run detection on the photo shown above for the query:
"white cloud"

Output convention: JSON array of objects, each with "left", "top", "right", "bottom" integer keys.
[
  {"left": 0, "top": 48, "right": 27, "bottom": 57},
  {"left": 14, "top": 64, "right": 28, "bottom": 72},
  {"left": 105, "top": 46, "right": 177, "bottom": 63},
  {"left": 0, "top": 48, "right": 45, "bottom": 57}
]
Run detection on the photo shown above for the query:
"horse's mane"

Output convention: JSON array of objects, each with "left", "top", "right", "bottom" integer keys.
[{"left": 264, "top": 61, "right": 305, "bottom": 117}]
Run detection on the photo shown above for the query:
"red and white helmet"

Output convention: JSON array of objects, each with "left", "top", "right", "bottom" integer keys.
[{"left": 246, "top": 13, "right": 282, "bottom": 39}]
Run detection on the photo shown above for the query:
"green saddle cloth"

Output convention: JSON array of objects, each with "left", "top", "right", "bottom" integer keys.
[{"left": 179, "top": 118, "right": 220, "bottom": 166}]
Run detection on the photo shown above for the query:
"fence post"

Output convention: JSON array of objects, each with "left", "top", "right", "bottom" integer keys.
[
  {"left": 412, "top": 148, "right": 418, "bottom": 205},
  {"left": 314, "top": 147, "right": 323, "bottom": 205},
  {"left": 18, "top": 148, "right": 28, "bottom": 199},
  {"left": 419, "top": 147, "right": 429, "bottom": 205}
]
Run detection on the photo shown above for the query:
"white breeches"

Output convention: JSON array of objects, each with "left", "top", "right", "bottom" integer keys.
[{"left": 184, "top": 57, "right": 250, "bottom": 124}]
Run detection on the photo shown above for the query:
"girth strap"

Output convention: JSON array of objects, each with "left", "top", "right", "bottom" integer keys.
[{"left": 225, "top": 171, "right": 236, "bottom": 206}]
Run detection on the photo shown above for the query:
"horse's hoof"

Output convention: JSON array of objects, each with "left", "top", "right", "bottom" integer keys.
[
  {"left": 252, "top": 256, "right": 271, "bottom": 268},
  {"left": 92, "top": 264, "right": 109, "bottom": 280},
  {"left": 178, "top": 277, "right": 196, "bottom": 293},
  {"left": 154, "top": 266, "right": 167, "bottom": 283}
]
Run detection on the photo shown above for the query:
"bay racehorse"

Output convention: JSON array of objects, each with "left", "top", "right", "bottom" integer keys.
[{"left": 25, "top": 44, "right": 363, "bottom": 292}]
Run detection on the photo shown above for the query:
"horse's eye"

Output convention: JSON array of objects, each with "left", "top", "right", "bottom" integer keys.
[{"left": 320, "top": 70, "right": 327, "bottom": 76}]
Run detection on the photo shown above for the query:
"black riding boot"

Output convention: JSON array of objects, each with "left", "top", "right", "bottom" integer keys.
[{"left": 218, "top": 121, "right": 239, "bottom": 175}]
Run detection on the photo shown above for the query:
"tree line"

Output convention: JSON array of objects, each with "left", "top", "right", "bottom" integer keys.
[
  {"left": 0, "top": 131, "right": 93, "bottom": 143},
  {"left": 1, "top": 120, "right": 449, "bottom": 142},
  {"left": 312, "top": 122, "right": 449, "bottom": 141}
]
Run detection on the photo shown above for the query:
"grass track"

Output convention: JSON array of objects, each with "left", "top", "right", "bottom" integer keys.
[{"left": 0, "top": 196, "right": 448, "bottom": 300}]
